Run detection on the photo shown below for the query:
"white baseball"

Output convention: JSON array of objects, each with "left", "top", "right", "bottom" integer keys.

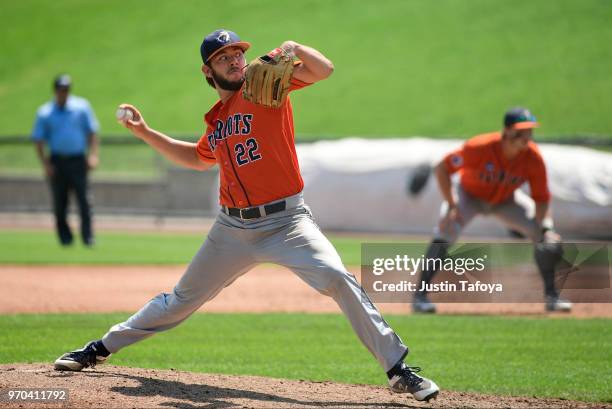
[{"left": 116, "top": 107, "right": 134, "bottom": 122}]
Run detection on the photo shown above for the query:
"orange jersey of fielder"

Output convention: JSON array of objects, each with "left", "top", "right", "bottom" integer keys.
[
  {"left": 443, "top": 132, "right": 551, "bottom": 204},
  {"left": 196, "top": 77, "right": 311, "bottom": 208}
]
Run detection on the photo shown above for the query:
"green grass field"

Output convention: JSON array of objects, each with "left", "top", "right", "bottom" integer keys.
[
  {"left": 4, "top": 229, "right": 607, "bottom": 267},
  {"left": 0, "top": 230, "right": 377, "bottom": 266},
  {"left": 0, "top": 143, "right": 162, "bottom": 179},
  {"left": 5, "top": 229, "right": 604, "bottom": 267},
  {"left": 2, "top": 0, "right": 612, "bottom": 140},
  {"left": 0, "top": 313, "right": 610, "bottom": 402}
]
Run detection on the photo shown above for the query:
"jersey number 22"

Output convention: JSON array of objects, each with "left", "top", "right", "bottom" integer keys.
[{"left": 234, "top": 137, "right": 262, "bottom": 166}]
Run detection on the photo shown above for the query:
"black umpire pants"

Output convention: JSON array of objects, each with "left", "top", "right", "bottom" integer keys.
[{"left": 49, "top": 154, "right": 93, "bottom": 245}]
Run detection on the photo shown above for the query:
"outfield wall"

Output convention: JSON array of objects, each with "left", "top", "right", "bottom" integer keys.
[
  {"left": 1, "top": 139, "right": 610, "bottom": 239},
  {"left": 292, "top": 138, "right": 612, "bottom": 239},
  {"left": 0, "top": 168, "right": 218, "bottom": 217}
]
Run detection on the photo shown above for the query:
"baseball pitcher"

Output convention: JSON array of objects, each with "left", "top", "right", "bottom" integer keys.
[{"left": 53, "top": 29, "right": 439, "bottom": 402}]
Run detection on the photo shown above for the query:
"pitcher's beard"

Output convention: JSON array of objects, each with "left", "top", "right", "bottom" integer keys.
[{"left": 212, "top": 70, "right": 244, "bottom": 91}]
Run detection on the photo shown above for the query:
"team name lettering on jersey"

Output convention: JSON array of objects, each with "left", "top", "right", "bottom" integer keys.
[
  {"left": 207, "top": 113, "right": 253, "bottom": 152},
  {"left": 478, "top": 168, "right": 525, "bottom": 186}
]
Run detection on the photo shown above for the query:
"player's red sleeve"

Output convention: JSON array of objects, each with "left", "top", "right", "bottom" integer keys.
[
  {"left": 196, "top": 133, "right": 216, "bottom": 163},
  {"left": 442, "top": 147, "right": 465, "bottom": 174},
  {"left": 528, "top": 151, "right": 551, "bottom": 203}
]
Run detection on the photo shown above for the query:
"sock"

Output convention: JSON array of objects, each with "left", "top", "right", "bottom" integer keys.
[
  {"left": 91, "top": 340, "right": 111, "bottom": 357},
  {"left": 387, "top": 361, "right": 407, "bottom": 380},
  {"left": 417, "top": 239, "right": 449, "bottom": 295}
]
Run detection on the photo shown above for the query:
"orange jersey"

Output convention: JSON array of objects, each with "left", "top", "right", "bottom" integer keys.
[
  {"left": 196, "top": 77, "right": 311, "bottom": 208},
  {"left": 443, "top": 132, "right": 551, "bottom": 204}
]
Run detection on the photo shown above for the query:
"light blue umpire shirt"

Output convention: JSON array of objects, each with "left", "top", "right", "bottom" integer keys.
[{"left": 32, "top": 95, "right": 100, "bottom": 155}]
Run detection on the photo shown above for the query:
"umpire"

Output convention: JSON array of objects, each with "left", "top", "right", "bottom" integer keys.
[{"left": 32, "top": 74, "right": 100, "bottom": 246}]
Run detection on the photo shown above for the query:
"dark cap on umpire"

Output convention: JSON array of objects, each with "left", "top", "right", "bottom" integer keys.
[
  {"left": 504, "top": 107, "right": 539, "bottom": 130},
  {"left": 200, "top": 29, "right": 250, "bottom": 63},
  {"left": 53, "top": 74, "right": 72, "bottom": 89}
]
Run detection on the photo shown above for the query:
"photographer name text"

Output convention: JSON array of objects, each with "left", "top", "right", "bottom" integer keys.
[{"left": 371, "top": 280, "right": 503, "bottom": 293}]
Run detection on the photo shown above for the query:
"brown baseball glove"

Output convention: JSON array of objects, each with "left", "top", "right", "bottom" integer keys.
[{"left": 243, "top": 48, "right": 294, "bottom": 108}]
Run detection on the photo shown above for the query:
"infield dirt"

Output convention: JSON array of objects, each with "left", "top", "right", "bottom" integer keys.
[{"left": 2, "top": 264, "right": 611, "bottom": 317}]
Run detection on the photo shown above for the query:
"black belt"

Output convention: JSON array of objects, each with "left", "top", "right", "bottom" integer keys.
[
  {"left": 51, "top": 153, "right": 85, "bottom": 160},
  {"left": 222, "top": 200, "right": 286, "bottom": 220}
]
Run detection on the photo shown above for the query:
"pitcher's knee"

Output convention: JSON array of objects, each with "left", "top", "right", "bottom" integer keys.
[
  {"left": 144, "top": 289, "right": 199, "bottom": 317},
  {"left": 147, "top": 292, "right": 179, "bottom": 314},
  {"left": 167, "top": 287, "right": 205, "bottom": 311},
  {"left": 130, "top": 290, "right": 201, "bottom": 328}
]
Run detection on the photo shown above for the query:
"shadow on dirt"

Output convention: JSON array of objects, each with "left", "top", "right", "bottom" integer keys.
[{"left": 82, "top": 370, "right": 414, "bottom": 408}]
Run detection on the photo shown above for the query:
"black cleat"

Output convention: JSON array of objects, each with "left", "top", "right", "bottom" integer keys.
[
  {"left": 54, "top": 341, "right": 110, "bottom": 371},
  {"left": 545, "top": 295, "right": 572, "bottom": 312},
  {"left": 388, "top": 363, "right": 440, "bottom": 401}
]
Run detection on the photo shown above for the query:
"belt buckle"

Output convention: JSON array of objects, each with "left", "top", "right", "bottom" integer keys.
[
  {"left": 239, "top": 207, "right": 251, "bottom": 220},
  {"left": 239, "top": 206, "right": 263, "bottom": 220}
]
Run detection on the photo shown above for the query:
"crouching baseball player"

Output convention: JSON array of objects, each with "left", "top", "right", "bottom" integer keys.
[
  {"left": 53, "top": 29, "right": 439, "bottom": 402},
  {"left": 413, "top": 108, "right": 572, "bottom": 314}
]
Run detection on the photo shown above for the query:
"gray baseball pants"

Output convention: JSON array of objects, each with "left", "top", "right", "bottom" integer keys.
[
  {"left": 417, "top": 184, "right": 560, "bottom": 298},
  {"left": 435, "top": 184, "right": 552, "bottom": 243},
  {"left": 101, "top": 193, "right": 408, "bottom": 371}
]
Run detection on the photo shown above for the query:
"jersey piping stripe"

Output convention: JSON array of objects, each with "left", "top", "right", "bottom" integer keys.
[{"left": 223, "top": 139, "right": 252, "bottom": 207}]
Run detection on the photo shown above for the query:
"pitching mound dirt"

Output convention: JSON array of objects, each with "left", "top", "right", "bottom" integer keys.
[{"left": 0, "top": 364, "right": 607, "bottom": 409}]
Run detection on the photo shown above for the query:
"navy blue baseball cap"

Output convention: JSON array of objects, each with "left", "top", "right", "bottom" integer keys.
[
  {"left": 504, "top": 107, "right": 539, "bottom": 130},
  {"left": 200, "top": 29, "right": 250, "bottom": 63},
  {"left": 53, "top": 74, "right": 72, "bottom": 89}
]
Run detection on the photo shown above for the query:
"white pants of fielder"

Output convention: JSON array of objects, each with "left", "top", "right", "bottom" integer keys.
[{"left": 101, "top": 193, "right": 408, "bottom": 372}]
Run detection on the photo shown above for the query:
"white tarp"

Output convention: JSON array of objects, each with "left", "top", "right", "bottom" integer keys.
[{"left": 294, "top": 138, "right": 612, "bottom": 239}]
